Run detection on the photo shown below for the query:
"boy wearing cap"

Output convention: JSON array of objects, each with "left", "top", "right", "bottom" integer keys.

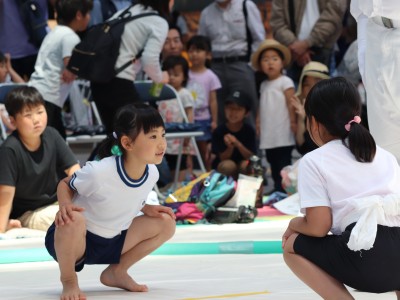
[
  {"left": 252, "top": 39, "right": 295, "bottom": 193},
  {"left": 211, "top": 90, "right": 256, "bottom": 179},
  {"left": 290, "top": 61, "right": 330, "bottom": 155}
]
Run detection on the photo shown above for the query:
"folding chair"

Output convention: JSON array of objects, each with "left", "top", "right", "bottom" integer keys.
[{"left": 134, "top": 80, "right": 207, "bottom": 187}]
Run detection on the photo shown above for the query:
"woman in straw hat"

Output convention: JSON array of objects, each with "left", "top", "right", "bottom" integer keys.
[{"left": 252, "top": 39, "right": 296, "bottom": 193}]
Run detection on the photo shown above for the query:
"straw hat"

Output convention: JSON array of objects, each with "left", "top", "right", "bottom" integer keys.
[
  {"left": 296, "top": 61, "right": 330, "bottom": 97},
  {"left": 251, "top": 39, "right": 291, "bottom": 70}
]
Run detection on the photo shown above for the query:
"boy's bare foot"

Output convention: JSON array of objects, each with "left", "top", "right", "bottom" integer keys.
[
  {"left": 100, "top": 265, "right": 148, "bottom": 292},
  {"left": 60, "top": 276, "right": 86, "bottom": 300}
]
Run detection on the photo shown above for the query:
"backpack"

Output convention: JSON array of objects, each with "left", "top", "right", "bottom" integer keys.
[
  {"left": 67, "top": 5, "right": 157, "bottom": 83},
  {"left": 17, "top": 0, "right": 48, "bottom": 48},
  {"left": 189, "top": 171, "right": 236, "bottom": 219}
]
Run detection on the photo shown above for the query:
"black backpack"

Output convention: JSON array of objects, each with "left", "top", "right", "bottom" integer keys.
[{"left": 67, "top": 5, "right": 157, "bottom": 83}]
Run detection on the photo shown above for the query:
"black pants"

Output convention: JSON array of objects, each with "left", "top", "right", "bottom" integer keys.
[
  {"left": 45, "top": 101, "right": 66, "bottom": 140},
  {"left": 91, "top": 77, "right": 140, "bottom": 134},
  {"left": 11, "top": 54, "right": 38, "bottom": 81},
  {"left": 265, "top": 146, "right": 294, "bottom": 192}
]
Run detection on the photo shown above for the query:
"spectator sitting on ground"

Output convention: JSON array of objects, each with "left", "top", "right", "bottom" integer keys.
[
  {"left": 290, "top": 61, "right": 330, "bottom": 156},
  {"left": 211, "top": 90, "right": 256, "bottom": 179},
  {"left": 29, "top": 0, "right": 93, "bottom": 139},
  {"left": 0, "top": 86, "right": 80, "bottom": 233}
]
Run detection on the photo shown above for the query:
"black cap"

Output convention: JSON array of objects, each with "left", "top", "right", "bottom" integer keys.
[{"left": 224, "top": 90, "right": 251, "bottom": 111}]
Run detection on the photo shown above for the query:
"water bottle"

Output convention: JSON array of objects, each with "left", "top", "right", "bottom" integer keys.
[{"left": 149, "top": 82, "right": 164, "bottom": 97}]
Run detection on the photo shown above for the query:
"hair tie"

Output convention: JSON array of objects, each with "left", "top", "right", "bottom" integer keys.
[
  {"left": 112, "top": 131, "right": 118, "bottom": 139},
  {"left": 111, "top": 145, "right": 123, "bottom": 156},
  {"left": 345, "top": 116, "right": 361, "bottom": 132}
]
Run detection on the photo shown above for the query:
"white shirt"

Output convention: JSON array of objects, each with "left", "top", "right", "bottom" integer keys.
[
  {"left": 351, "top": 0, "right": 400, "bottom": 79},
  {"left": 113, "top": 4, "right": 168, "bottom": 82},
  {"left": 350, "top": 0, "right": 400, "bottom": 20},
  {"left": 297, "top": 0, "right": 320, "bottom": 41},
  {"left": 69, "top": 156, "right": 159, "bottom": 238},
  {"left": 298, "top": 140, "right": 400, "bottom": 236},
  {"left": 258, "top": 75, "right": 295, "bottom": 149},
  {"left": 29, "top": 25, "right": 80, "bottom": 107},
  {"left": 198, "top": 0, "right": 265, "bottom": 57}
]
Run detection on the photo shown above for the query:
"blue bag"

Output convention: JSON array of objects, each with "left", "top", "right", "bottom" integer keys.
[{"left": 189, "top": 170, "right": 236, "bottom": 218}]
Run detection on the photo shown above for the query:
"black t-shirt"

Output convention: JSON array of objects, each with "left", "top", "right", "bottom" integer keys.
[
  {"left": 211, "top": 123, "right": 256, "bottom": 169},
  {"left": 0, "top": 127, "right": 78, "bottom": 218}
]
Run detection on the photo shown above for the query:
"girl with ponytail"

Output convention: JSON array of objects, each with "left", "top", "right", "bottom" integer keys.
[{"left": 282, "top": 77, "right": 400, "bottom": 298}]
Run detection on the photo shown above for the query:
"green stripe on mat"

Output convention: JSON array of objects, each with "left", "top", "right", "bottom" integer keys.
[{"left": 0, "top": 241, "right": 282, "bottom": 264}]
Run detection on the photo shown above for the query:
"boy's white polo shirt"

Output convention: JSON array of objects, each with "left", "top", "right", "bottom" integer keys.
[{"left": 69, "top": 156, "right": 159, "bottom": 238}]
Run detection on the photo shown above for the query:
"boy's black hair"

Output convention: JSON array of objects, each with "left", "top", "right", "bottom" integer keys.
[
  {"left": 304, "top": 77, "right": 376, "bottom": 163},
  {"left": 5, "top": 86, "right": 45, "bottom": 118},
  {"left": 162, "top": 55, "right": 189, "bottom": 87},
  {"left": 55, "top": 0, "right": 93, "bottom": 25},
  {"left": 98, "top": 103, "right": 165, "bottom": 159},
  {"left": 187, "top": 35, "right": 212, "bottom": 53},
  {"left": 0, "top": 52, "right": 5, "bottom": 64},
  {"left": 224, "top": 90, "right": 251, "bottom": 112},
  {"left": 138, "top": 0, "right": 170, "bottom": 18}
]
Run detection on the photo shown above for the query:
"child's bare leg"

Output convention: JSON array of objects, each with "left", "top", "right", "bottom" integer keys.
[
  {"left": 283, "top": 233, "right": 354, "bottom": 300},
  {"left": 54, "top": 211, "right": 87, "bottom": 300},
  {"left": 100, "top": 213, "right": 175, "bottom": 292},
  {"left": 396, "top": 290, "right": 400, "bottom": 299}
]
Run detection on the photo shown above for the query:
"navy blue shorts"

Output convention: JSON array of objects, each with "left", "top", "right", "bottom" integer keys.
[
  {"left": 194, "top": 119, "right": 211, "bottom": 141},
  {"left": 293, "top": 223, "right": 400, "bottom": 293},
  {"left": 45, "top": 222, "right": 127, "bottom": 272}
]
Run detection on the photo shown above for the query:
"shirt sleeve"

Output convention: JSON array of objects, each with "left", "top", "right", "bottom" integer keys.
[
  {"left": 209, "top": 70, "right": 222, "bottom": 91},
  {"left": 246, "top": 0, "right": 266, "bottom": 52},
  {"left": 297, "top": 154, "right": 331, "bottom": 214},
  {"left": 61, "top": 31, "right": 80, "bottom": 59},
  {"left": 179, "top": 89, "right": 195, "bottom": 108},
  {"left": 141, "top": 18, "right": 168, "bottom": 82},
  {"left": 211, "top": 126, "right": 226, "bottom": 155},
  {"left": 69, "top": 160, "right": 101, "bottom": 197},
  {"left": 282, "top": 76, "right": 295, "bottom": 91},
  {"left": 0, "top": 147, "right": 18, "bottom": 186}
]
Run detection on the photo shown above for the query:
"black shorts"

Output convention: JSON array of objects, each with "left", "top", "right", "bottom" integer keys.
[
  {"left": 293, "top": 223, "right": 400, "bottom": 293},
  {"left": 45, "top": 222, "right": 127, "bottom": 272}
]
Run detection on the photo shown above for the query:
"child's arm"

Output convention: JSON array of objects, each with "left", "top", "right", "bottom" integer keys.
[
  {"left": 0, "top": 185, "right": 18, "bottom": 233},
  {"left": 221, "top": 134, "right": 254, "bottom": 161},
  {"left": 65, "top": 164, "right": 80, "bottom": 177},
  {"left": 141, "top": 204, "right": 176, "bottom": 220},
  {"left": 5, "top": 54, "right": 24, "bottom": 83},
  {"left": 284, "top": 87, "right": 297, "bottom": 134},
  {"left": 283, "top": 206, "right": 332, "bottom": 244},
  {"left": 55, "top": 176, "right": 84, "bottom": 227},
  {"left": 209, "top": 90, "right": 218, "bottom": 131},
  {"left": 61, "top": 57, "right": 77, "bottom": 84},
  {"left": 290, "top": 95, "right": 306, "bottom": 146},
  {"left": 183, "top": 106, "right": 194, "bottom": 148}
]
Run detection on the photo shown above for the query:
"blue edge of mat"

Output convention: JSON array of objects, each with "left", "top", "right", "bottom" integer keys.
[{"left": 0, "top": 241, "right": 282, "bottom": 264}]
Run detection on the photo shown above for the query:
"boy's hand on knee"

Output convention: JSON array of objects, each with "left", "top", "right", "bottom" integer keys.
[{"left": 141, "top": 205, "right": 176, "bottom": 220}]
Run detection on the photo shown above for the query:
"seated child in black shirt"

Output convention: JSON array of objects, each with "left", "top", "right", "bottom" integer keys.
[{"left": 211, "top": 90, "right": 256, "bottom": 178}]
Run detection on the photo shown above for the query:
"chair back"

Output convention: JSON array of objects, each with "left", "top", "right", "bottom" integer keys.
[
  {"left": 134, "top": 81, "right": 189, "bottom": 123},
  {"left": 0, "top": 83, "right": 27, "bottom": 104}
]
